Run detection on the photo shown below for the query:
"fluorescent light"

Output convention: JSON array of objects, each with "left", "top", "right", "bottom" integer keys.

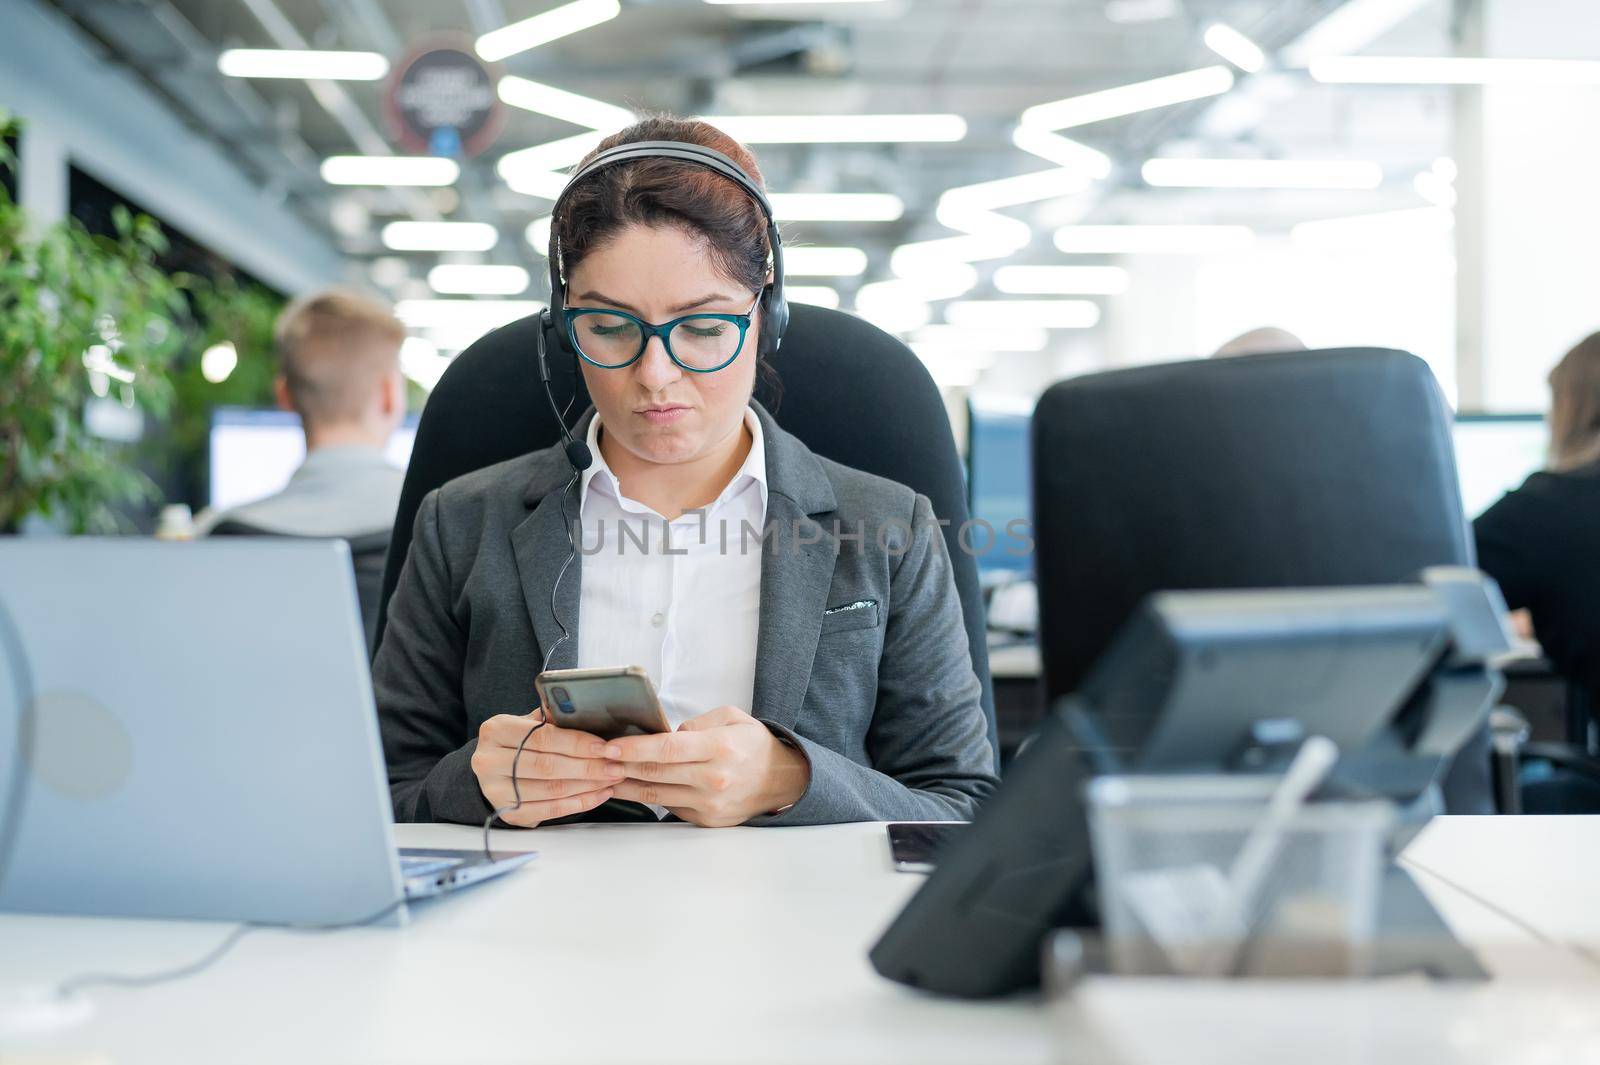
[
  {"left": 916, "top": 170, "right": 1079, "bottom": 265},
  {"left": 768, "top": 193, "right": 904, "bottom": 222},
  {"left": 427, "top": 264, "right": 532, "bottom": 296},
  {"left": 941, "top": 168, "right": 1093, "bottom": 210},
  {"left": 993, "top": 265, "right": 1130, "bottom": 296},
  {"left": 1282, "top": 0, "right": 1434, "bottom": 66},
  {"left": 498, "top": 132, "right": 607, "bottom": 177},
  {"left": 1010, "top": 127, "right": 1114, "bottom": 178},
  {"left": 911, "top": 346, "right": 987, "bottom": 388},
  {"left": 945, "top": 300, "right": 1101, "bottom": 330},
  {"left": 886, "top": 260, "right": 979, "bottom": 302},
  {"left": 497, "top": 131, "right": 603, "bottom": 199},
  {"left": 1141, "top": 158, "right": 1384, "bottom": 189},
  {"left": 701, "top": 114, "right": 967, "bottom": 143},
  {"left": 787, "top": 286, "right": 842, "bottom": 308},
  {"left": 1310, "top": 56, "right": 1600, "bottom": 86},
  {"left": 321, "top": 156, "right": 460, "bottom": 187},
  {"left": 395, "top": 299, "right": 544, "bottom": 330},
  {"left": 892, "top": 232, "right": 1028, "bottom": 266},
  {"left": 854, "top": 282, "right": 932, "bottom": 333},
  {"left": 497, "top": 77, "right": 634, "bottom": 130},
  {"left": 1021, "top": 66, "right": 1234, "bottom": 131},
  {"left": 913, "top": 324, "right": 1050, "bottom": 352},
  {"left": 1203, "top": 24, "right": 1266, "bottom": 74},
  {"left": 784, "top": 246, "right": 868, "bottom": 276},
  {"left": 932, "top": 203, "right": 1032, "bottom": 251},
  {"left": 525, "top": 216, "right": 554, "bottom": 254},
  {"left": 704, "top": 0, "right": 889, "bottom": 4},
  {"left": 1413, "top": 170, "right": 1457, "bottom": 209},
  {"left": 1053, "top": 224, "right": 1256, "bottom": 254},
  {"left": 382, "top": 221, "right": 499, "bottom": 252},
  {"left": 1104, "top": 0, "right": 1178, "bottom": 24},
  {"left": 400, "top": 337, "right": 452, "bottom": 390},
  {"left": 505, "top": 169, "right": 573, "bottom": 199},
  {"left": 218, "top": 49, "right": 388, "bottom": 81},
  {"left": 1291, "top": 207, "right": 1454, "bottom": 250},
  {"left": 475, "top": 0, "right": 621, "bottom": 62}
]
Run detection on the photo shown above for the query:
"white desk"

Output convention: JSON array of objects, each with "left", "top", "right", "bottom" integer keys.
[{"left": 2, "top": 817, "right": 1598, "bottom": 1064}]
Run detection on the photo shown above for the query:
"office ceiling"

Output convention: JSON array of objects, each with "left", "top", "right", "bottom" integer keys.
[{"left": 43, "top": 0, "right": 1451, "bottom": 324}]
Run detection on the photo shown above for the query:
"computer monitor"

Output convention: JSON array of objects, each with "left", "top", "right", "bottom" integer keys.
[
  {"left": 965, "top": 396, "right": 1033, "bottom": 579},
  {"left": 208, "top": 407, "right": 419, "bottom": 512},
  {"left": 1452, "top": 413, "right": 1547, "bottom": 519}
]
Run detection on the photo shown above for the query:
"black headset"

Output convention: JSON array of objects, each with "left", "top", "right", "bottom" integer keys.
[{"left": 535, "top": 139, "right": 790, "bottom": 473}]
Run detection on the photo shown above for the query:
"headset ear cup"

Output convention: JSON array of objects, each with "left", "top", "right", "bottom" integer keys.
[
  {"left": 761, "top": 283, "right": 789, "bottom": 358},
  {"left": 548, "top": 295, "right": 572, "bottom": 357}
]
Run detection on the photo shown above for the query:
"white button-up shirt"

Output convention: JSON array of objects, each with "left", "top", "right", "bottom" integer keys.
[{"left": 574, "top": 408, "right": 768, "bottom": 729}]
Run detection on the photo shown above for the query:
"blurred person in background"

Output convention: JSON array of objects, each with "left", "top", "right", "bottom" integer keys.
[
  {"left": 196, "top": 287, "right": 408, "bottom": 539},
  {"left": 1213, "top": 326, "right": 1307, "bottom": 358},
  {"left": 1474, "top": 331, "right": 1600, "bottom": 704}
]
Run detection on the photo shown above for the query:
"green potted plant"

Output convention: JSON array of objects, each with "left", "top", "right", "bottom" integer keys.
[
  {"left": 0, "top": 121, "right": 191, "bottom": 533},
  {"left": 160, "top": 275, "right": 284, "bottom": 510}
]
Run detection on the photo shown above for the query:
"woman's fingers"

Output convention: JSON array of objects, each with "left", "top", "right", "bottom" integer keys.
[
  {"left": 502, "top": 748, "right": 626, "bottom": 784},
  {"left": 492, "top": 776, "right": 620, "bottom": 803},
  {"left": 610, "top": 779, "right": 702, "bottom": 809},
  {"left": 492, "top": 784, "right": 615, "bottom": 827},
  {"left": 676, "top": 705, "right": 750, "bottom": 731},
  {"left": 605, "top": 729, "right": 715, "bottom": 766},
  {"left": 616, "top": 760, "right": 724, "bottom": 788},
  {"left": 473, "top": 714, "right": 629, "bottom": 824},
  {"left": 482, "top": 713, "right": 612, "bottom": 758}
]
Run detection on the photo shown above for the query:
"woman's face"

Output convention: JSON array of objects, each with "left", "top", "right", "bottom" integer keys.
[{"left": 566, "top": 223, "right": 760, "bottom": 468}]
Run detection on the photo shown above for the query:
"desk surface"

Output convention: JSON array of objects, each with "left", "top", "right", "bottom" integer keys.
[{"left": 3, "top": 817, "right": 1599, "bottom": 1064}]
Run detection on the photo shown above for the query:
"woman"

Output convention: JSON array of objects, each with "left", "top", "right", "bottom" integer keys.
[
  {"left": 374, "top": 116, "right": 998, "bottom": 828},
  {"left": 1474, "top": 332, "right": 1600, "bottom": 707}
]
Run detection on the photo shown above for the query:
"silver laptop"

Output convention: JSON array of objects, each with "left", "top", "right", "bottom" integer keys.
[{"left": 0, "top": 538, "right": 532, "bottom": 925}]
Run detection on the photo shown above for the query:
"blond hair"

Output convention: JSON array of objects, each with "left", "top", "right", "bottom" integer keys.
[
  {"left": 1549, "top": 331, "right": 1600, "bottom": 472},
  {"left": 275, "top": 287, "right": 405, "bottom": 428}
]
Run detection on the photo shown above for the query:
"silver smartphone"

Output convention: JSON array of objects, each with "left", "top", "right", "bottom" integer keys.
[{"left": 533, "top": 665, "right": 672, "bottom": 740}]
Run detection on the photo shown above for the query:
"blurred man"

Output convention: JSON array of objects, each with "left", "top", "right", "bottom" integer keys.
[
  {"left": 1214, "top": 326, "right": 1307, "bottom": 358},
  {"left": 197, "top": 287, "right": 408, "bottom": 538}
]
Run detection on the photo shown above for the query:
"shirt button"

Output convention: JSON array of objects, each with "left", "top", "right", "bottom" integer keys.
[{"left": 650, "top": 611, "right": 665, "bottom": 628}]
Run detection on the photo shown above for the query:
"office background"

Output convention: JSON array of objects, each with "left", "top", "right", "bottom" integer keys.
[{"left": 1, "top": 0, "right": 1592, "bottom": 537}]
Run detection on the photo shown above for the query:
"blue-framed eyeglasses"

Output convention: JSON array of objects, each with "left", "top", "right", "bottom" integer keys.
[{"left": 564, "top": 293, "right": 761, "bottom": 373}]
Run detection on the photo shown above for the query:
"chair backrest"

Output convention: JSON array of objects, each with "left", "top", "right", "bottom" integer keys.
[
  {"left": 1033, "top": 347, "right": 1491, "bottom": 809},
  {"left": 209, "top": 522, "right": 390, "bottom": 655},
  {"left": 376, "top": 302, "right": 998, "bottom": 765}
]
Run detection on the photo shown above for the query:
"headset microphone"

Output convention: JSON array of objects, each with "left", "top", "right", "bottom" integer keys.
[{"left": 536, "top": 310, "right": 592, "bottom": 472}]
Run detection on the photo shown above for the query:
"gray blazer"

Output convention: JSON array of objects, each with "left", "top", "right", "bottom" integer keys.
[{"left": 374, "top": 401, "right": 998, "bottom": 826}]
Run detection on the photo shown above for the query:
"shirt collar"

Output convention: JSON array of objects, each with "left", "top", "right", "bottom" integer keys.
[
  {"left": 292, "top": 444, "right": 396, "bottom": 479},
  {"left": 580, "top": 406, "right": 768, "bottom": 519}
]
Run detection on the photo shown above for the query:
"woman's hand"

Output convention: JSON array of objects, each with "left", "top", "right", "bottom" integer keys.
[
  {"left": 608, "top": 706, "right": 811, "bottom": 827},
  {"left": 471, "top": 712, "right": 625, "bottom": 827}
]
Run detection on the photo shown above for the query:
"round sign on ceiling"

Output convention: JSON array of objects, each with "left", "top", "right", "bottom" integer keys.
[{"left": 384, "top": 37, "right": 504, "bottom": 159}]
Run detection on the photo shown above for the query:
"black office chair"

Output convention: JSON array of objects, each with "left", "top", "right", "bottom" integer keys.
[
  {"left": 1512, "top": 681, "right": 1600, "bottom": 812},
  {"left": 209, "top": 522, "right": 390, "bottom": 654},
  {"left": 1032, "top": 347, "right": 1495, "bottom": 812},
  {"left": 374, "top": 303, "right": 999, "bottom": 767}
]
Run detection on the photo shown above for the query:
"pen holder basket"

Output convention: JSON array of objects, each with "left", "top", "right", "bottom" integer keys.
[{"left": 1086, "top": 775, "right": 1395, "bottom": 979}]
